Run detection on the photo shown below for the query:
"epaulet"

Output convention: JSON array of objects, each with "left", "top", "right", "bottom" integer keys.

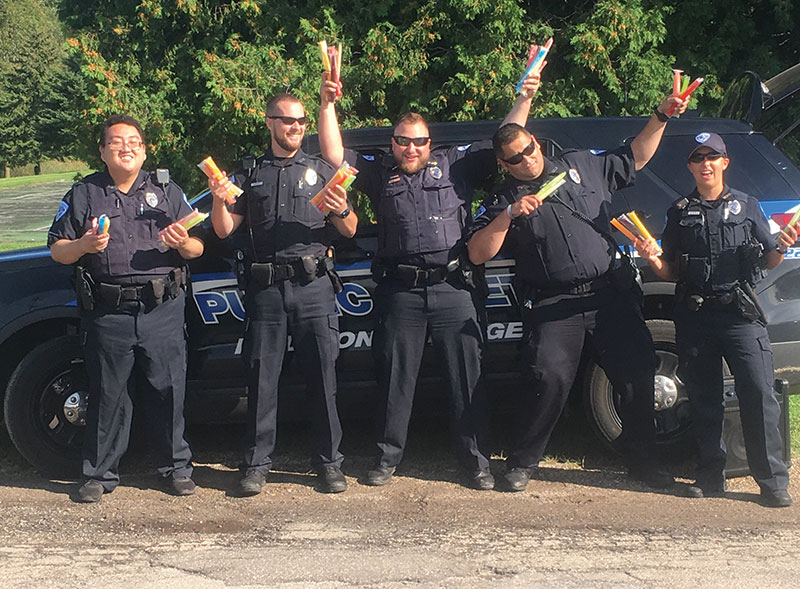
[{"left": 673, "top": 196, "right": 691, "bottom": 210}]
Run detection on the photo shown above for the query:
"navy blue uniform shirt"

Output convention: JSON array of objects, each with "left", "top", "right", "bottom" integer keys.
[
  {"left": 661, "top": 186, "right": 776, "bottom": 293},
  {"left": 48, "top": 169, "right": 193, "bottom": 285},
  {"left": 230, "top": 149, "right": 340, "bottom": 264},
  {"left": 345, "top": 140, "right": 496, "bottom": 267},
  {"left": 472, "top": 146, "right": 636, "bottom": 288}
]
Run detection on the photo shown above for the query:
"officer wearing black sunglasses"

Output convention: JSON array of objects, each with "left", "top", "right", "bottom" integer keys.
[
  {"left": 319, "top": 71, "right": 541, "bottom": 490},
  {"left": 208, "top": 93, "right": 358, "bottom": 496},
  {"left": 634, "top": 132, "right": 797, "bottom": 507},
  {"left": 468, "top": 92, "right": 687, "bottom": 492}
]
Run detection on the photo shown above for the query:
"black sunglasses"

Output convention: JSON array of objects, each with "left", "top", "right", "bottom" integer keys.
[
  {"left": 393, "top": 135, "right": 430, "bottom": 147},
  {"left": 267, "top": 115, "right": 308, "bottom": 126},
  {"left": 502, "top": 139, "right": 537, "bottom": 165},
  {"left": 688, "top": 152, "right": 724, "bottom": 163}
]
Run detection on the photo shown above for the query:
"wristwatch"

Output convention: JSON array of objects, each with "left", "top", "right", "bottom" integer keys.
[
  {"left": 336, "top": 208, "right": 351, "bottom": 219},
  {"left": 653, "top": 105, "right": 670, "bottom": 123}
]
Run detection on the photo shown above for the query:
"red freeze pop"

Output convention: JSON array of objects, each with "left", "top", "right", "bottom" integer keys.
[
  {"left": 667, "top": 76, "right": 703, "bottom": 116},
  {"left": 672, "top": 69, "right": 682, "bottom": 96},
  {"left": 526, "top": 44, "right": 538, "bottom": 69}
]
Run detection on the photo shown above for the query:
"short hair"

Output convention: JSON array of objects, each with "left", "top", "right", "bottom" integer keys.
[
  {"left": 99, "top": 114, "right": 146, "bottom": 147},
  {"left": 394, "top": 111, "right": 428, "bottom": 128},
  {"left": 266, "top": 93, "right": 303, "bottom": 115},
  {"left": 493, "top": 123, "right": 530, "bottom": 158}
]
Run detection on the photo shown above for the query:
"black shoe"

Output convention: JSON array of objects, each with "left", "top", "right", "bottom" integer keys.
[
  {"left": 365, "top": 464, "right": 395, "bottom": 486},
  {"left": 317, "top": 465, "right": 347, "bottom": 494},
  {"left": 761, "top": 489, "right": 792, "bottom": 508},
  {"left": 686, "top": 481, "right": 726, "bottom": 498},
  {"left": 467, "top": 469, "right": 495, "bottom": 491},
  {"left": 504, "top": 467, "right": 534, "bottom": 492},
  {"left": 628, "top": 466, "right": 675, "bottom": 489},
  {"left": 169, "top": 476, "right": 196, "bottom": 496},
  {"left": 237, "top": 470, "right": 267, "bottom": 496},
  {"left": 76, "top": 480, "right": 105, "bottom": 503}
]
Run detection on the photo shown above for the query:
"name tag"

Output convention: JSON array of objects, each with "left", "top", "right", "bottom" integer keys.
[{"left": 250, "top": 181, "right": 263, "bottom": 187}]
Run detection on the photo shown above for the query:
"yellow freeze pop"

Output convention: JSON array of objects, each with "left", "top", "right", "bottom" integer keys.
[
  {"left": 627, "top": 211, "right": 655, "bottom": 241},
  {"left": 197, "top": 156, "right": 243, "bottom": 204},
  {"left": 319, "top": 41, "right": 331, "bottom": 71},
  {"left": 159, "top": 209, "right": 209, "bottom": 246}
]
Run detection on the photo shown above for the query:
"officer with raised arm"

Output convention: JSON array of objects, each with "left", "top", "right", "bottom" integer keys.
[
  {"left": 318, "top": 70, "right": 541, "bottom": 490},
  {"left": 209, "top": 93, "right": 357, "bottom": 496},
  {"left": 49, "top": 114, "right": 203, "bottom": 503},
  {"left": 467, "top": 93, "right": 686, "bottom": 492},
  {"left": 635, "top": 132, "right": 796, "bottom": 507}
]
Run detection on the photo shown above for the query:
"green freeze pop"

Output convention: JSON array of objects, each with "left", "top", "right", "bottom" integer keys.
[
  {"left": 789, "top": 208, "right": 800, "bottom": 227},
  {"left": 536, "top": 172, "right": 567, "bottom": 200}
]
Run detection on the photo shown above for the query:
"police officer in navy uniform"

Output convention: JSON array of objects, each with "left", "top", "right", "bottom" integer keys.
[
  {"left": 635, "top": 132, "right": 796, "bottom": 507},
  {"left": 467, "top": 92, "right": 687, "bottom": 492},
  {"left": 319, "top": 71, "right": 542, "bottom": 489},
  {"left": 209, "top": 93, "right": 358, "bottom": 496},
  {"left": 49, "top": 114, "right": 204, "bottom": 503}
]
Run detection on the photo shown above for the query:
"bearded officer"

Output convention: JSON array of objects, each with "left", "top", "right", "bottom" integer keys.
[{"left": 209, "top": 93, "right": 357, "bottom": 496}]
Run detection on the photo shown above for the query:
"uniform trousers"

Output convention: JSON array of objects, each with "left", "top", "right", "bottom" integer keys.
[
  {"left": 242, "top": 276, "right": 342, "bottom": 474},
  {"left": 372, "top": 277, "right": 490, "bottom": 471},
  {"left": 81, "top": 294, "right": 192, "bottom": 490},
  {"left": 512, "top": 288, "right": 657, "bottom": 468},
  {"left": 674, "top": 305, "right": 789, "bottom": 493}
]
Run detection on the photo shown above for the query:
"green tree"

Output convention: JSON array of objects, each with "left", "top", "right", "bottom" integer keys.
[{"left": 0, "top": 0, "right": 66, "bottom": 175}]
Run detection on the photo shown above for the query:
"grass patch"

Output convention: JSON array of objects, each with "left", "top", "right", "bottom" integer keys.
[{"left": 0, "top": 170, "right": 92, "bottom": 190}]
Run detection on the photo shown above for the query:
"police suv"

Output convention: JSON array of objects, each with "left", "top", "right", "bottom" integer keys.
[{"left": 3, "top": 69, "right": 800, "bottom": 476}]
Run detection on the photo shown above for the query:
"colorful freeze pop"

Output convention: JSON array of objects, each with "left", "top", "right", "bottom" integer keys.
[
  {"left": 667, "top": 70, "right": 703, "bottom": 116},
  {"left": 515, "top": 37, "right": 552, "bottom": 94},
  {"left": 197, "top": 156, "right": 243, "bottom": 204},
  {"left": 91, "top": 214, "right": 110, "bottom": 235},
  {"left": 310, "top": 162, "right": 358, "bottom": 213},
  {"left": 159, "top": 209, "right": 209, "bottom": 246},
  {"left": 611, "top": 211, "right": 661, "bottom": 253}
]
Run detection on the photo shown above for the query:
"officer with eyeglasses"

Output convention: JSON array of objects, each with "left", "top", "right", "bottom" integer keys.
[
  {"left": 208, "top": 93, "right": 358, "bottom": 496},
  {"left": 318, "top": 70, "right": 541, "bottom": 490},
  {"left": 48, "top": 114, "right": 204, "bottom": 503},
  {"left": 634, "top": 132, "right": 797, "bottom": 507},
  {"left": 467, "top": 93, "right": 686, "bottom": 492}
]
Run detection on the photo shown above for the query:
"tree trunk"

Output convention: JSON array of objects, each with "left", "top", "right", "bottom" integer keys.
[{"left": 3, "top": 164, "right": 10, "bottom": 178}]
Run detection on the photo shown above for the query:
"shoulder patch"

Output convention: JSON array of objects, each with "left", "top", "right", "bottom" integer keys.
[
  {"left": 54, "top": 200, "right": 69, "bottom": 222},
  {"left": 457, "top": 144, "right": 471, "bottom": 152},
  {"left": 588, "top": 149, "right": 607, "bottom": 155},
  {"left": 362, "top": 154, "right": 375, "bottom": 162}
]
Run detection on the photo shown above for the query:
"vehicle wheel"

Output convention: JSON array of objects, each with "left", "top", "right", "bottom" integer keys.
[
  {"left": 4, "top": 336, "right": 86, "bottom": 477},
  {"left": 584, "top": 319, "right": 694, "bottom": 459}
]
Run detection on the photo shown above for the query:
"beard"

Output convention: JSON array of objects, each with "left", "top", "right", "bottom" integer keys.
[
  {"left": 274, "top": 130, "right": 304, "bottom": 153},
  {"left": 396, "top": 152, "right": 429, "bottom": 174}
]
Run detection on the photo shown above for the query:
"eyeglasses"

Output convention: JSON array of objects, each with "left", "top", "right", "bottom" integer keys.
[
  {"left": 393, "top": 135, "right": 430, "bottom": 147},
  {"left": 267, "top": 115, "right": 308, "bottom": 126},
  {"left": 688, "top": 152, "right": 724, "bottom": 163},
  {"left": 105, "top": 139, "right": 144, "bottom": 151},
  {"left": 501, "top": 139, "right": 537, "bottom": 165}
]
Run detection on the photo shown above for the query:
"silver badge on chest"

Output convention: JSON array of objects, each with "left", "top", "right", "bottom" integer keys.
[
  {"left": 568, "top": 168, "right": 581, "bottom": 184},
  {"left": 429, "top": 166, "right": 443, "bottom": 180},
  {"left": 299, "top": 167, "right": 318, "bottom": 190},
  {"left": 145, "top": 192, "right": 159, "bottom": 208},
  {"left": 724, "top": 199, "right": 742, "bottom": 220}
]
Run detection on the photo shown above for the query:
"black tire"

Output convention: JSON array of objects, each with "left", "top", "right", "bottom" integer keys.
[
  {"left": 584, "top": 319, "right": 694, "bottom": 459},
  {"left": 4, "top": 336, "right": 86, "bottom": 478}
]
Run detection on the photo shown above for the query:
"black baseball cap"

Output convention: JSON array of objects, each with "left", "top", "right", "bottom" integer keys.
[{"left": 688, "top": 132, "right": 727, "bottom": 159}]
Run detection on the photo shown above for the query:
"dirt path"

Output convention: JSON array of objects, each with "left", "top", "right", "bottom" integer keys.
[{"left": 1, "top": 422, "right": 798, "bottom": 588}]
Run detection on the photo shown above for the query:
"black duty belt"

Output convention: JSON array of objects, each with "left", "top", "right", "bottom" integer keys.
[
  {"left": 248, "top": 255, "right": 333, "bottom": 288},
  {"left": 95, "top": 269, "right": 184, "bottom": 309},
  {"left": 374, "top": 259, "right": 459, "bottom": 288},
  {"left": 535, "top": 273, "right": 613, "bottom": 299}
]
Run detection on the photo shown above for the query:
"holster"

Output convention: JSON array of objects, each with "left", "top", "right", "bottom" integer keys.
[{"left": 73, "top": 266, "right": 95, "bottom": 312}]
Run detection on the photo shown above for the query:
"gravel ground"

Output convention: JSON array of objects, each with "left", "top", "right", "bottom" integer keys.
[{"left": 1, "top": 421, "right": 798, "bottom": 588}]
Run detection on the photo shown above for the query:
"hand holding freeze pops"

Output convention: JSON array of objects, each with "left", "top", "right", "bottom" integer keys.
[
  {"left": 667, "top": 69, "right": 703, "bottom": 116},
  {"left": 310, "top": 162, "right": 358, "bottom": 214},
  {"left": 515, "top": 37, "right": 552, "bottom": 94},
  {"left": 198, "top": 156, "right": 243, "bottom": 205},
  {"left": 159, "top": 209, "right": 209, "bottom": 246},
  {"left": 91, "top": 214, "right": 110, "bottom": 235},
  {"left": 611, "top": 211, "right": 661, "bottom": 254}
]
